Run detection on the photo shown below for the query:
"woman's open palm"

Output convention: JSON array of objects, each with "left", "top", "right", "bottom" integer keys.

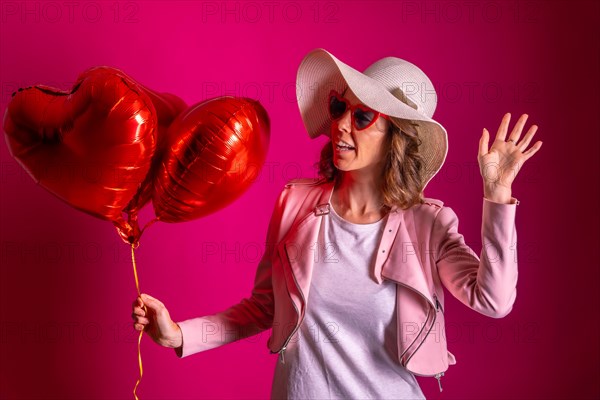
[{"left": 478, "top": 113, "right": 542, "bottom": 194}]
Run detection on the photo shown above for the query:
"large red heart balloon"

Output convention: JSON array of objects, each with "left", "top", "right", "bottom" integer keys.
[
  {"left": 152, "top": 96, "right": 270, "bottom": 223},
  {"left": 3, "top": 68, "right": 157, "bottom": 224}
]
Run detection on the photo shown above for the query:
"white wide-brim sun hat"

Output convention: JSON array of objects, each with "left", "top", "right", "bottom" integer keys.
[{"left": 296, "top": 48, "right": 448, "bottom": 191}]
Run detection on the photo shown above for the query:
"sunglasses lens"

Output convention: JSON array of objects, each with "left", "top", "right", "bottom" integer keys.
[
  {"left": 354, "top": 109, "right": 376, "bottom": 130},
  {"left": 329, "top": 95, "right": 347, "bottom": 119}
]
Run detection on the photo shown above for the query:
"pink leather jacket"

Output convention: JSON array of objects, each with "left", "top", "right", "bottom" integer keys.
[{"left": 175, "top": 178, "right": 520, "bottom": 392}]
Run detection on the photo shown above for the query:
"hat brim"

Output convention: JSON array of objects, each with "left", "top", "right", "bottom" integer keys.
[{"left": 296, "top": 48, "right": 448, "bottom": 190}]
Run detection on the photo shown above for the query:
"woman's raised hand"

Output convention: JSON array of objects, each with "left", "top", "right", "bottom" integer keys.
[
  {"left": 478, "top": 113, "right": 542, "bottom": 203},
  {"left": 132, "top": 293, "right": 183, "bottom": 349}
]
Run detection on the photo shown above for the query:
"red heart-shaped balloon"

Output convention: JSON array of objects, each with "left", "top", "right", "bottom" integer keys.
[
  {"left": 3, "top": 68, "right": 157, "bottom": 224},
  {"left": 152, "top": 96, "right": 270, "bottom": 223}
]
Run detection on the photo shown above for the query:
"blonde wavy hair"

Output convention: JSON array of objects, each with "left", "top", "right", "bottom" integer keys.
[{"left": 317, "top": 117, "right": 425, "bottom": 210}]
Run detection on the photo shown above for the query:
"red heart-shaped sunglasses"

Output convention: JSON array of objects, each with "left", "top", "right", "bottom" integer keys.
[{"left": 328, "top": 90, "right": 390, "bottom": 131}]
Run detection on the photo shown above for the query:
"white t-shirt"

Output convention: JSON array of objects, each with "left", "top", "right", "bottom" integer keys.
[{"left": 271, "top": 205, "right": 425, "bottom": 399}]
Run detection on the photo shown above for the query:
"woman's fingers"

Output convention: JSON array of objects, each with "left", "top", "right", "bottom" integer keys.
[
  {"left": 523, "top": 140, "right": 543, "bottom": 160},
  {"left": 507, "top": 113, "right": 528, "bottom": 143},
  {"left": 133, "top": 315, "right": 150, "bottom": 325},
  {"left": 478, "top": 128, "right": 490, "bottom": 157},
  {"left": 516, "top": 124, "right": 538, "bottom": 151},
  {"left": 131, "top": 306, "right": 148, "bottom": 323},
  {"left": 134, "top": 323, "right": 145, "bottom": 331},
  {"left": 495, "top": 112, "right": 511, "bottom": 141},
  {"left": 132, "top": 296, "right": 149, "bottom": 331},
  {"left": 132, "top": 294, "right": 158, "bottom": 333},
  {"left": 132, "top": 306, "right": 145, "bottom": 317},
  {"left": 132, "top": 296, "right": 146, "bottom": 313},
  {"left": 140, "top": 293, "right": 166, "bottom": 319},
  {"left": 141, "top": 293, "right": 164, "bottom": 309}
]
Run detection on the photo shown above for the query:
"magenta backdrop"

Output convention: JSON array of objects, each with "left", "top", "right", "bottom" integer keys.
[{"left": 1, "top": 1, "right": 599, "bottom": 399}]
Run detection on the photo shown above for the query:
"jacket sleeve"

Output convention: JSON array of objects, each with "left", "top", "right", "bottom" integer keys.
[
  {"left": 173, "top": 187, "right": 290, "bottom": 358},
  {"left": 431, "top": 197, "right": 519, "bottom": 318}
]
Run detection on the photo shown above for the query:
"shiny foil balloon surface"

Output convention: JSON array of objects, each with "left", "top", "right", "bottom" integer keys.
[
  {"left": 153, "top": 96, "right": 270, "bottom": 223},
  {"left": 118, "top": 88, "right": 187, "bottom": 245},
  {"left": 3, "top": 68, "right": 157, "bottom": 224},
  {"left": 121, "top": 82, "right": 188, "bottom": 216}
]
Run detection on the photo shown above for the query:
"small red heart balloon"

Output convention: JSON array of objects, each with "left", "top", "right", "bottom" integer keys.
[
  {"left": 152, "top": 96, "right": 270, "bottom": 223},
  {"left": 3, "top": 67, "right": 157, "bottom": 224}
]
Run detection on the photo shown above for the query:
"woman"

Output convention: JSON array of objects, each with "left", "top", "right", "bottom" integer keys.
[{"left": 131, "top": 49, "right": 542, "bottom": 398}]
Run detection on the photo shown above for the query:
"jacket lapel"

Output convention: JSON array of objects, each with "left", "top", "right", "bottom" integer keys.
[
  {"left": 380, "top": 207, "right": 435, "bottom": 307},
  {"left": 277, "top": 181, "right": 335, "bottom": 316}
]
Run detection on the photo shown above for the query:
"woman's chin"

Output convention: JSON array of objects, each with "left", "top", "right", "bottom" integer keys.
[
  {"left": 333, "top": 161, "right": 351, "bottom": 172},
  {"left": 333, "top": 155, "right": 351, "bottom": 170}
]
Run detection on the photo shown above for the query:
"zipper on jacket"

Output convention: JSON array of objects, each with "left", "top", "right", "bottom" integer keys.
[
  {"left": 433, "top": 293, "right": 443, "bottom": 313},
  {"left": 432, "top": 293, "right": 444, "bottom": 392},
  {"left": 272, "top": 210, "right": 325, "bottom": 364},
  {"left": 269, "top": 274, "right": 301, "bottom": 365},
  {"left": 280, "top": 346, "right": 286, "bottom": 364},
  {"left": 384, "top": 277, "right": 447, "bottom": 391},
  {"left": 275, "top": 245, "right": 308, "bottom": 364},
  {"left": 435, "top": 372, "right": 444, "bottom": 392},
  {"left": 273, "top": 294, "right": 300, "bottom": 365},
  {"left": 278, "top": 285, "right": 306, "bottom": 364},
  {"left": 391, "top": 280, "right": 436, "bottom": 363}
]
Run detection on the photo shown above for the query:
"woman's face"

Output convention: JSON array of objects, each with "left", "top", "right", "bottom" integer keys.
[{"left": 330, "top": 89, "right": 389, "bottom": 175}]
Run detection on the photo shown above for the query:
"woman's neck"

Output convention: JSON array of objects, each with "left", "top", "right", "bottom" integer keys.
[{"left": 332, "top": 170, "right": 387, "bottom": 223}]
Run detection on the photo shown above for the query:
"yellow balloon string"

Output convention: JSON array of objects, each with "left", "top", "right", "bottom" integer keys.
[{"left": 131, "top": 243, "right": 145, "bottom": 400}]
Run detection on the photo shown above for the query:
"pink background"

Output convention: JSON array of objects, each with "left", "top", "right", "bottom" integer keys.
[{"left": 1, "top": 1, "right": 599, "bottom": 399}]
